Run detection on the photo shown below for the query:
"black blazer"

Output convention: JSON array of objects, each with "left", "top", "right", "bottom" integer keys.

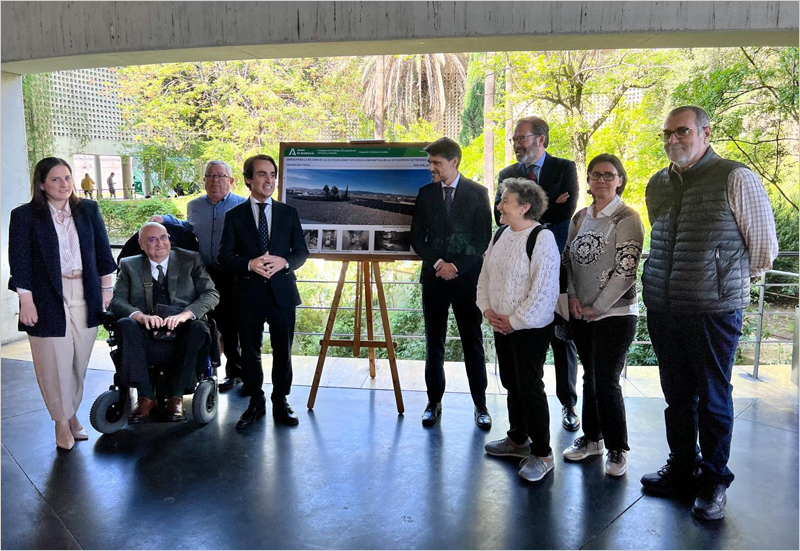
[
  {"left": 8, "top": 200, "right": 116, "bottom": 337},
  {"left": 218, "top": 199, "right": 309, "bottom": 310},
  {"left": 495, "top": 152, "right": 579, "bottom": 251},
  {"left": 410, "top": 175, "right": 493, "bottom": 282}
]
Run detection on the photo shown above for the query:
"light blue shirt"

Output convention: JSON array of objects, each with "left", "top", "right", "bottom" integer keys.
[
  {"left": 523, "top": 152, "right": 547, "bottom": 181},
  {"left": 162, "top": 191, "right": 247, "bottom": 266}
]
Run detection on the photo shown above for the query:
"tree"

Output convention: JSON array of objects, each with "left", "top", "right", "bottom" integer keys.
[
  {"left": 497, "top": 49, "right": 673, "bottom": 205},
  {"left": 360, "top": 53, "right": 468, "bottom": 137},
  {"left": 458, "top": 53, "right": 485, "bottom": 145},
  {"left": 673, "top": 47, "right": 799, "bottom": 210},
  {"left": 323, "top": 184, "right": 330, "bottom": 198}
]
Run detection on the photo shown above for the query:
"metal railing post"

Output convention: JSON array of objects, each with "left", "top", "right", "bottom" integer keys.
[{"left": 753, "top": 272, "right": 766, "bottom": 380}]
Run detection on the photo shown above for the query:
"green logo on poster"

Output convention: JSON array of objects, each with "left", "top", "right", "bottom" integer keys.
[{"left": 289, "top": 148, "right": 296, "bottom": 156}]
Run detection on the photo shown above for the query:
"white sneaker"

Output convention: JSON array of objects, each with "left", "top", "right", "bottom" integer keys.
[
  {"left": 518, "top": 453, "right": 554, "bottom": 482},
  {"left": 562, "top": 436, "right": 604, "bottom": 461},
  {"left": 605, "top": 449, "right": 628, "bottom": 477},
  {"left": 485, "top": 436, "right": 531, "bottom": 458}
]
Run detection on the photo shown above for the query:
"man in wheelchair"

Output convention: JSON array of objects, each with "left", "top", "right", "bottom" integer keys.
[{"left": 109, "top": 222, "right": 219, "bottom": 423}]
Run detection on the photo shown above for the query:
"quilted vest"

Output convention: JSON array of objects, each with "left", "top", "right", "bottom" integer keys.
[{"left": 642, "top": 147, "right": 749, "bottom": 314}]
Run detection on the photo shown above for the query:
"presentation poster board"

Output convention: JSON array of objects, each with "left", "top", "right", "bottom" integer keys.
[{"left": 278, "top": 142, "right": 431, "bottom": 260}]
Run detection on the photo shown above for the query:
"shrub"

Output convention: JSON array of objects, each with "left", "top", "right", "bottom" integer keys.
[{"left": 97, "top": 198, "right": 182, "bottom": 239}]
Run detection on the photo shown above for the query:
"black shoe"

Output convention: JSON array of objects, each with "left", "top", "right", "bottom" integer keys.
[
  {"left": 421, "top": 402, "right": 442, "bottom": 427},
  {"left": 236, "top": 404, "right": 266, "bottom": 428},
  {"left": 475, "top": 406, "right": 492, "bottom": 430},
  {"left": 562, "top": 405, "right": 580, "bottom": 432},
  {"left": 273, "top": 403, "right": 299, "bottom": 426},
  {"left": 219, "top": 376, "right": 241, "bottom": 391},
  {"left": 692, "top": 483, "right": 727, "bottom": 520},
  {"left": 641, "top": 463, "right": 700, "bottom": 496}
]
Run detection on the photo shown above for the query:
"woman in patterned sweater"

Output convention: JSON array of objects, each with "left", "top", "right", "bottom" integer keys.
[{"left": 561, "top": 154, "right": 645, "bottom": 477}]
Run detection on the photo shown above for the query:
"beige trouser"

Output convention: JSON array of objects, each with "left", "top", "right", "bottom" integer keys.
[{"left": 28, "top": 277, "right": 98, "bottom": 421}]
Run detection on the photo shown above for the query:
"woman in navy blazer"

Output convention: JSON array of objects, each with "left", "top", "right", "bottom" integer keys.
[{"left": 8, "top": 158, "right": 116, "bottom": 450}]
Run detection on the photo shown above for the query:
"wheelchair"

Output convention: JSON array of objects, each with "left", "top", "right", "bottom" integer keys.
[
  {"left": 89, "top": 223, "right": 221, "bottom": 434},
  {"left": 89, "top": 311, "right": 222, "bottom": 434}
]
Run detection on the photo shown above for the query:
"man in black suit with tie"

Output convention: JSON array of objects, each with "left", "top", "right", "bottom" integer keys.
[
  {"left": 410, "top": 137, "right": 493, "bottom": 430},
  {"left": 219, "top": 154, "right": 309, "bottom": 428},
  {"left": 495, "top": 116, "right": 581, "bottom": 432}
]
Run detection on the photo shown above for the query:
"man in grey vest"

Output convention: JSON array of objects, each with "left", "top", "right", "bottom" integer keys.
[{"left": 640, "top": 106, "right": 778, "bottom": 521}]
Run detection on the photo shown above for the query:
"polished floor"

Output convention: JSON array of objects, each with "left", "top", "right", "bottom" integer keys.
[{"left": 1, "top": 343, "right": 798, "bottom": 550}]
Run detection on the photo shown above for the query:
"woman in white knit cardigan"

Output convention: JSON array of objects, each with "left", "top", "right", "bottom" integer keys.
[
  {"left": 561, "top": 153, "right": 644, "bottom": 478},
  {"left": 477, "top": 178, "right": 560, "bottom": 483}
]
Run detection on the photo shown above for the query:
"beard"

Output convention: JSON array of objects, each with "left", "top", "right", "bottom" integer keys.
[
  {"left": 515, "top": 148, "right": 537, "bottom": 165},
  {"left": 665, "top": 145, "right": 691, "bottom": 167}
]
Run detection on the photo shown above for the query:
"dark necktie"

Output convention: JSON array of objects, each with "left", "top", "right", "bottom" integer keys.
[
  {"left": 526, "top": 165, "right": 539, "bottom": 184},
  {"left": 257, "top": 202, "right": 270, "bottom": 253},
  {"left": 156, "top": 264, "right": 165, "bottom": 285},
  {"left": 444, "top": 186, "right": 454, "bottom": 216}
]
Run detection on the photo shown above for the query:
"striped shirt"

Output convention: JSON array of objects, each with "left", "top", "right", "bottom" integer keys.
[{"left": 49, "top": 202, "right": 83, "bottom": 274}]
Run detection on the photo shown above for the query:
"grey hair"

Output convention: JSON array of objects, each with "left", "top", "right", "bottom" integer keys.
[
  {"left": 668, "top": 105, "right": 710, "bottom": 130},
  {"left": 138, "top": 221, "right": 167, "bottom": 238},
  {"left": 204, "top": 160, "right": 233, "bottom": 177},
  {"left": 514, "top": 116, "right": 550, "bottom": 148},
  {"left": 499, "top": 178, "right": 549, "bottom": 221}
]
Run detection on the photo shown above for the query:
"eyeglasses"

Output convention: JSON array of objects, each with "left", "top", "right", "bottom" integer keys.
[
  {"left": 508, "top": 134, "right": 536, "bottom": 145},
  {"left": 659, "top": 126, "right": 701, "bottom": 142},
  {"left": 204, "top": 174, "right": 231, "bottom": 180},
  {"left": 587, "top": 171, "right": 619, "bottom": 181},
  {"left": 146, "top": 235, "right": 170, "bottom": 245}
]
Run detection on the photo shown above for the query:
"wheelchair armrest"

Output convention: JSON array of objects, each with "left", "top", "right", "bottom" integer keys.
[{"left": 102, "top": 311, "right": 117, "bottom": 332}]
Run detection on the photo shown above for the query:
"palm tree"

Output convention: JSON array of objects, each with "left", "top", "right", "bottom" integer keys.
[{"left": 360, "top": 53, "right": 468, "bottom": 138}]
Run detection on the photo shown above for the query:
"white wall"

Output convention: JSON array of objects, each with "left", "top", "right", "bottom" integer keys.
[
  {"left": 2, "top": 2, "right": 798, "bottom": 73},
  {"left": 1, "top": 72, "right": 31, "bottom": 343}
]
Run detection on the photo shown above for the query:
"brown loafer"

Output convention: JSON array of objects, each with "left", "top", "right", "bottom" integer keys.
[
  {"left": 128, "top": 396, "right": 157, "bottom": 424},
  {"left": 165, "top": 396, "right": 184, "bottom": 422}
]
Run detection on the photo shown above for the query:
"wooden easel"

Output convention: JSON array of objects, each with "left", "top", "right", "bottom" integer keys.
[{"left": 307, "top": 260, "right": 405, "bottom": 414}]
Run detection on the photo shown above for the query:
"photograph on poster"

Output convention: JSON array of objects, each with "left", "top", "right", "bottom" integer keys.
[
  {"left": 374, "top": 230, "right": 412, "bottom": 253},
  {"left": 303, "top": 229, "right": 319, "bottom": 251},
  {"left": 321, "top": 229, "right": 338, "bottom": 251},
  {"left": 343, "top": 230, "right": 370, "bottom": 251},
  {"left": 285, "top": 169, "right": 425, "bottom": 226}
]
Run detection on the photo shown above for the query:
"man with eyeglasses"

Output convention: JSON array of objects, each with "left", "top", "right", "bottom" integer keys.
[
  {"left": 110, "top": 222, "right": 219, "bottom": 423},
  {"left": 496, "top": 116, "right": 581, "bottom": 433},
  {"left": 152, "top": 161, "right": 247, "bottom": 392},
  {"left": 640, "top": 105, "right": 778, "bottom": 520}
]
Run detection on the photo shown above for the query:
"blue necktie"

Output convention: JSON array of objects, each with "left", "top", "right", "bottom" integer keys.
[
  {"left": 257, "top": 203, "right": 270, "bottom": 253},
  {"left": 444, "top": 186, "right": 454, "bottom": 216}
]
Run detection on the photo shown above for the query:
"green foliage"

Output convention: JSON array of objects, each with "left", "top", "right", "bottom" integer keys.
[
  {"left": 97, "top": 198, "right": 182, "bottom": 238},
  {"left": 22, "top": 74, "right": 56, "bottom": 176},
  {"left": 459, "top": 79, "right": 485, "bottom": 145}
]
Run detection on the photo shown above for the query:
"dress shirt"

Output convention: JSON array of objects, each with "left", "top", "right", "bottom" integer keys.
[
  {"left": 523, "top": 152, "right": 547, "bottom": 182},
  {"left": 148, "top": 257, "right": 170, "bottom": 281},
  {"left": 249, "top": 196, "right": 273, "bottom": 234},
  {"left": 670, "top": 164, "right": 778, "bottom": 277},
  {"left": 48, "top": 202, "right": 83, "bottom": 275},
  {"left": 162, "top": 191, "right": 246, "bottom": 267},
  {"left": 586, "top": 195, "right": 622, "bottom": 220}
]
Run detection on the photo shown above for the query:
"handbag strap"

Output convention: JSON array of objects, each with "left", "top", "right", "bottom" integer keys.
[{"left": 140, "top": 255, "right": 154, "bottom": 315}]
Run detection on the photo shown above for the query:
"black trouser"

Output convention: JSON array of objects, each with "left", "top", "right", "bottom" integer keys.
[
  {"left": 236, "top": 281, "right": 295, "bottom": 409},
  {"left": 206, "top": 266, "right": 242, "bottom": 379},
  {"left": 421, "top": 272, "right": 487, "bottom": 408},
  {"left": 495, "top": 326, "right": 554, "bottom": 457},
  {"left": 550, "top": 334, "right": 578, "bottom": 409},
  {"left": 648, "top": 311, "right": 742, "bottom": 488},
  {"left": 571, "top": 315, "right": 636, "bottom": 451},
  {"left": 115, "top": 317, "right": 210, "bottom": 398}
]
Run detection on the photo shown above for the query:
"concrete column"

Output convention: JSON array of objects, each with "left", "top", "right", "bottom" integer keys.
[
  {"left": 93, "top": 154, "right": 103, "bottom": 199},
  {"left": 1, "top": 72, "right": 32, "bottom": 343},
  {"left": 121, "top": 155, "right": 133, "bottom": 199}
]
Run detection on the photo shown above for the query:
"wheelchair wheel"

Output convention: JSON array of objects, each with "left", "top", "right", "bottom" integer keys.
[
  {"left": 90, "top": 389, "right": 131, "bottom": 434},
  {"left": 192, "top": 380, "right": 217, "bottom": 425}
]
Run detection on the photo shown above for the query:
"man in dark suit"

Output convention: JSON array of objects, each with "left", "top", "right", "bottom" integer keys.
[
  {"left": 110, "top": 222, "right": 220, "bottom": 423},
  {"left": 410, "top": 137, "right": 493, "bottom": 429},
  {"left": 219, "top": 154, "right": 309, "bottom": 429},
  {"left": 495, "top": 116, "right": 581, "bottom": 432}
]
